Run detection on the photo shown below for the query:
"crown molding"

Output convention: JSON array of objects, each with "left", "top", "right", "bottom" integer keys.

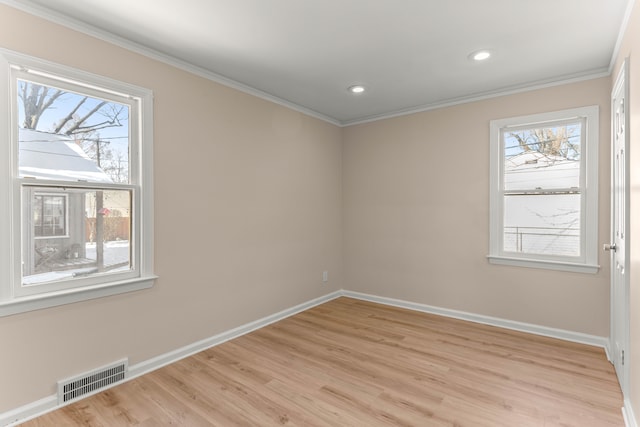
[
  {"left": 341, "top": 68, "right": 611, "bottom": 126},
  {"left": 608, "top": 0, "right": 636, "bottom": 74},
  {"left": 0, "top": 0, "right": 621, "bottom": 128}
]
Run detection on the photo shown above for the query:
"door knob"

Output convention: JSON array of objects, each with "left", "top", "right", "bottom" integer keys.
[{"left": 604, "top": 243, "right": 617, "bottom": 252}]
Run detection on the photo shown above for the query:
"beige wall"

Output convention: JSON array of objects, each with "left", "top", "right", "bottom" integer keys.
[
  {"left": 612, "top": 0, "right": 640, "bottom": 417},
  {"left": 343, "top": 78, "right": 611, "bottom": 335},
  {"left": 0, "top": 5, "right": 343, "bottom": 412}
]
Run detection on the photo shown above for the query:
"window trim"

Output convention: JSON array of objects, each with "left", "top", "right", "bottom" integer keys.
[
  {"left": 0, "top": 48, "right": 156, "bottom": 316},
  {"left": 487, "top": 106, "right": 599, "bottom": 274}
]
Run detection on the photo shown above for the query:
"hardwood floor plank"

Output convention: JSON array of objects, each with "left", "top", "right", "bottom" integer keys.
[{"left": 20, "top": 297, "right": 624, "bottom": 426}]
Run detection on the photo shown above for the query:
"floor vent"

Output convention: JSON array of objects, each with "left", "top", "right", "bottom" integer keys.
[{"left": 57, "top": 359, "right": 128, "bottom": 405}]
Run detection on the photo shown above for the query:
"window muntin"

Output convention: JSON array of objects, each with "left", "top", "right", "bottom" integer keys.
[
  {"left": 488, "top": 106, "right": 598, "bottom": 273},
  {"left": 0, "top": 48, "right": 155, "bottom": 314}
]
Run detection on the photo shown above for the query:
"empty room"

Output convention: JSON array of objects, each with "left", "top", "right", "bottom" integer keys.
[{"left": 1, "top": 0, "right": 639, "bottom": 426}]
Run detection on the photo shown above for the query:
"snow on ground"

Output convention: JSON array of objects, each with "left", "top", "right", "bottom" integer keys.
[
  {"left": 23, "top": 241, "right": 130, "bottom": 285},
  {"left": 85, "top": 240, "right": 130, "bottom": 266}
]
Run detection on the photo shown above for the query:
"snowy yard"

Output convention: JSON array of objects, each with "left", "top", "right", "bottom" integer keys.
[
  {"left": 23, "top": 241, "right": 130, "bottom": 285},
  {"left": 85, "top": 240, "right": 130, "bottom": 266}
]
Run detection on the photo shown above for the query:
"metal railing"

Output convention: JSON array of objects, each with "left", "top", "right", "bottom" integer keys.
[{"left": 504, "top": 226, "right": 580, "bottom": 256}]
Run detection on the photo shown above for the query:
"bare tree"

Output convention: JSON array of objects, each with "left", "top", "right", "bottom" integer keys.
[
  {"left": 20, "top": 81, "right": 128, "bottom": 183},
  {"left": 509, "top": 125, "right": 580, "bottom": 160},
  {"left": 20, "top": 83, "right": 64, "bottom": 130},
  {"left": 74, "top": 134, "right": 129, "bottom": 184},
  {"left": 19, "top": 82, "right": 126, "bottom": 137}
]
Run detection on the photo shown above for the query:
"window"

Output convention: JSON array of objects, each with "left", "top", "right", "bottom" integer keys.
[
  {"left": 33, "top": 193, "right": 68, "bottom": 238},
  {"left": 488, "top": 106, "right": 599, "bottom": 273},
  {"left": 0, "top": 49, "right": 155, "bottom": 316}
]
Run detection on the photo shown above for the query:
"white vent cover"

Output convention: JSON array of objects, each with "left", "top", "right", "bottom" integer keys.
[{"left": 57, "top": 359, "right": 128, "bottom": 405}]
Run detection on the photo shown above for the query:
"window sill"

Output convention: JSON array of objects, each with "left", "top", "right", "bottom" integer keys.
[
  {"left": 0, "top": 275, "right": 157, "bottom": 317},
  {"left": 487, "top": 255, "right": 599, "bottom": 274}
]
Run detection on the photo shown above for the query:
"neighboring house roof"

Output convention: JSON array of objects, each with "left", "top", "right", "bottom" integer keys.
[{"left": 19, "top": 128, "right": 113, "bottom": 183}]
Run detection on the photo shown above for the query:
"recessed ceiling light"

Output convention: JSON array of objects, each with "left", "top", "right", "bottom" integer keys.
[
  {"left": 470, "top": 50, "right": 491, "bottom": 61},
  {"left": 348, "top": 85, "right": 365, "bottom": 94}
]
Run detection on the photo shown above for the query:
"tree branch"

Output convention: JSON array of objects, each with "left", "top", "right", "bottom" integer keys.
[
  {"left": 509, "top": 132, "right": 531, "bottom": 152},
  {"left": 64, "top": 100, "right": 108, "bottom": 135},
  {"left": 73, "top": 124, "right": 121, "bottom": 133},
  {"left": 54, "top": 96, "right": 88, "bottom": 134}
]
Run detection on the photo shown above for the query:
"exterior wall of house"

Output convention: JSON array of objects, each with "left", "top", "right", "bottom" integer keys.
[
  {"left": 22, "top": 189, "right": 87, "bottom": 277},
  {"left": 0, "top": 4, "right": 343, "bottom": 413},
  {"left": 342, "top": 77, "right": 611, "bottom": 336},
  {"left": 611, "top": 0, "right": 640, "bottom": 420}
]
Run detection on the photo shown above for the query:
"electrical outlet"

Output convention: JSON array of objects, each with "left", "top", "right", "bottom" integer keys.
[{"left": 322, "top": 271, "right": 328, "bottom": 282}]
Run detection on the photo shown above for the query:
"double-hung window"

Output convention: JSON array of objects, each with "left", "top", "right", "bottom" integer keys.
[
  {"left": 0, "top": 49, "right": 156, "bottom": 316},
  {"left": 488, "top": 106, "right": 599, "bottom": 273}
]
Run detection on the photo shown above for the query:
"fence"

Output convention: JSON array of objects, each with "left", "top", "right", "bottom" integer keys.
[{"left": 85, "top": 217, "right": 130, "bottom": 242}]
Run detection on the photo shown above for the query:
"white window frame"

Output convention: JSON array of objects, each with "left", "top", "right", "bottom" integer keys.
[
  {"left": 488, "top": 106, "right": 599, "bottom": 273},
  {"left": 0, "top": 49, "right": 156, "bottom": 316}
]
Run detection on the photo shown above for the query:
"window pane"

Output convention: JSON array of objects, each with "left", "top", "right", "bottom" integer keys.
[
  {"left": 34, "top": 194, "right": 67, "bottom": 237},
  {"left": 22, "top": 187, "right": 132, "bottom": 286},
  {"left": 17, "top": 79, "right": 130, "bottom": 184},
  {"left": 503, "top": 122, "right": 581, "bottom": 191},
  {"left": 503, "top": 193, "right": 580, "bottom": 257}
]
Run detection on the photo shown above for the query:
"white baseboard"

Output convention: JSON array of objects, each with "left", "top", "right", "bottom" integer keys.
[
  {"left": 127, "top": 290, "right": 342, "bottom": 380},
  {"left": 0, "top": 290, "right": 342, "bottom": 427},
  {"left": 624, "top": 399, "right": 638, "bottom": 427},
  {"left": 1, "top": 289, "right": 616, "bottom": 426},
  {"left": 0, "top": 396, "right": 57, "bottom": 427},
  {"left": 342, "top": 290, "right": 610, "bottom": 350}
]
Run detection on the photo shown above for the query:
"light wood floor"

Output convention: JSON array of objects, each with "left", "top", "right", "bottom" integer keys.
[{"left": 22, "top": 297, "right": 624, "bottom": 426}]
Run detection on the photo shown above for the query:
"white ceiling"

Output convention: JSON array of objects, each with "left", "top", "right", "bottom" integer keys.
[{"left": 6, "top": 0, "right": 633, "bottom": 125}]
